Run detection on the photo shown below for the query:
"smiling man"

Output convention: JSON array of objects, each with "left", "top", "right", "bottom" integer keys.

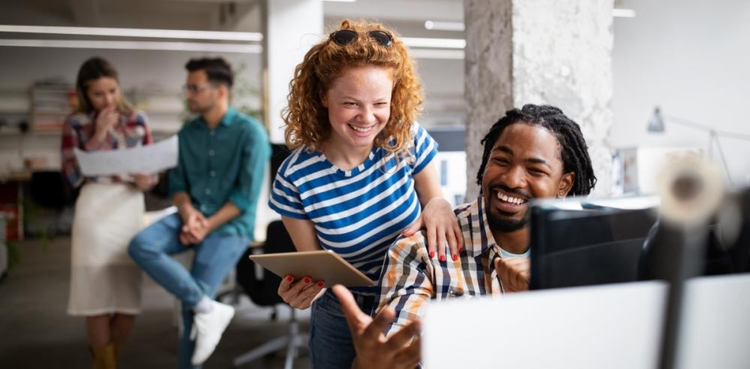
[{"left": 334, "top": 104, "right": 597, "bottom": 368}]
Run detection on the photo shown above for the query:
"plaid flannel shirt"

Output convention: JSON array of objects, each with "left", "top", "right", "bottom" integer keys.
[
  {"left": 61, "top": 110, "right": 151, "bottom": 188},
  {"left": 376, "top": 195, "right": 517, "bottom": 336}
]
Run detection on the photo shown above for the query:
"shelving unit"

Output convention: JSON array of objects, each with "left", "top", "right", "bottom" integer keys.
[
  {"left": 30, "top": 84, "right": 72, "bottom": 135},
  {"left": 127, "top": 88, "right": 184, "bottom": 137},
  {"left": 0, "top": 89, "right": 30, "bottom": 135}
]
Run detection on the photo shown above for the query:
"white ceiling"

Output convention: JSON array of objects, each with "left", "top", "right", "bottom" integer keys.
[{"left": 0, "top": 0, "right": 464, "bottom": 37}]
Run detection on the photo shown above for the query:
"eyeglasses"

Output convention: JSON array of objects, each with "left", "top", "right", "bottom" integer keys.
[
  {"left": 182, "top": 84, "right": 213, "bottom": 94},
  {"left": 329, "top": 29, "right": 393, "bottom": 47}
]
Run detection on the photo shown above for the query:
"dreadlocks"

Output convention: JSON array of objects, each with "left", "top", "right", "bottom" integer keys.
[{"left": 476, "top": 104, "right": 597, "bottom": 196}]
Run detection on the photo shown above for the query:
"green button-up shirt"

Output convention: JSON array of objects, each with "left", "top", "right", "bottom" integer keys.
[{"left": 168, "top": 107, "right": 271, "bottom": 239}]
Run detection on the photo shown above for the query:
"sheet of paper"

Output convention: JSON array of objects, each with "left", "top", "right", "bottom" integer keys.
[{"left": 74, "top": 135, "right": 178, "bottom": 176}]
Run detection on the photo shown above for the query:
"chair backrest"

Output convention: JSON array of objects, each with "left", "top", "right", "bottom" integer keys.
[
  {"left": 31, "top": 171, "right": 74, "bottom": 208},
  {"left": 236, "top": 220, "right": 297, "bottom": 307}
]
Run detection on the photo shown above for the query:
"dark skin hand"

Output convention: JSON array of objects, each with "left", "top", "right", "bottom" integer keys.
[
  {"left": 495, "top": 257, "right": 530, "bottom": 292},
  {"left": 333, "top": 285, "right": 422, "bottom": 369}
]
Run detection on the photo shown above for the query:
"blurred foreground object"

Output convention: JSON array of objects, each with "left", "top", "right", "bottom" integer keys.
[{"left": 640, "top": 157, "right": 750, "bottom": 369}]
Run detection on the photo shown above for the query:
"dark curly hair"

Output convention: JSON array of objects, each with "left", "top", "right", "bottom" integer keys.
[{"left": 476, "top": 104, "right": 597, "bottom": 196}]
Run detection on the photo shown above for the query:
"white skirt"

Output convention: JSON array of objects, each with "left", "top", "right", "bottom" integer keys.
[{"left": 67, "top": 182, "right": 145, "bottom": 316}]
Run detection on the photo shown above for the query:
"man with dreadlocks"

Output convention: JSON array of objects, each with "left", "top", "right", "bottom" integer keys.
[{"left": 331, "top": 104, "right": 597, "bottom": 368}]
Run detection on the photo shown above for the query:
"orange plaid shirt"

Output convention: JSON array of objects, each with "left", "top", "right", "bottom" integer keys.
[{"left": 376, "top": 196, "right": 525, "bottom": 337}]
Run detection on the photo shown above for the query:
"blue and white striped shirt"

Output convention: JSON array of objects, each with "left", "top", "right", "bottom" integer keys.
[{"left": 269, "top": 123, "right": 438, "bottom": 292}]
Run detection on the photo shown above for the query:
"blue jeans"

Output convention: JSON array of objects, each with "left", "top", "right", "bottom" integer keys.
[
  {"left": 128, "top": 213, "right": 249, "bottom": 369},
  {"left": 310, "top": 289, "right": 376, "bottom": 369}
]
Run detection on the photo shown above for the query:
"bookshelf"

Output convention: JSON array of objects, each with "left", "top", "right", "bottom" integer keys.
[
  {"left": 30, "top": 84, "right": 73, "bottom": 134},
  {"left": 127, "top": 88, "right": 184, "bottom": 137},
  {"left": 0, "top": 89, "right": 30, "bottom": 135}
]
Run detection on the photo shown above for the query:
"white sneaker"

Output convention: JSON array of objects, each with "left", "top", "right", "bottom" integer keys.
[{"left": 190, "top": 300, "right": 235, "bottom": 366}]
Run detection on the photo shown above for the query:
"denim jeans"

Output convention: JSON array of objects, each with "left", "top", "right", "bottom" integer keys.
[
  {"left": 309, "top": 289, "right": 376, "bottom": 369},
  {"left": 128, "top": 213, "right": 249, "bottom": 369}
]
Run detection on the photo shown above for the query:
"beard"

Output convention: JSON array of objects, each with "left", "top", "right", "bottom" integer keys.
[
  {"left": 486, "top": 207, "right": 528, "bottom": 233},
  {"left": 187, "top": 100, "right": 213, "bottom": 114},
  {"left": 484, "top": 184, "right": 532, "bottom": 233}
]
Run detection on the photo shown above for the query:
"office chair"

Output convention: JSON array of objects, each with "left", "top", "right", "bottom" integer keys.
[{"left": 233, "top": 220, "right": 308, "bottom": 369}]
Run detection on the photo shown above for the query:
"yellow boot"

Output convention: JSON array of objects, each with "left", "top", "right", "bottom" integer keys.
[{"left": 91, "top": 343, "right": 116, "bottom": 369}]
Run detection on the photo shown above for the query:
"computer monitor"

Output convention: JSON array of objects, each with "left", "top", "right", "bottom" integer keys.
[
  {"left": 728, "top": 186, "right": 750, "bottom": 273},
  {"left": 529, "top": 196, "right": 659, "bottom": 290}
]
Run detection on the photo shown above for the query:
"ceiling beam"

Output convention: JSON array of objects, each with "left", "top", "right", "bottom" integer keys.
[
  {"left": 324, "top": 0, "right": 463, "bottom": 23},
  {"left": 68, "top": 0, "right": 99, "bottom": 26},
  {"left": 220, "top": 0, "right": 260, "bottom": 31}
]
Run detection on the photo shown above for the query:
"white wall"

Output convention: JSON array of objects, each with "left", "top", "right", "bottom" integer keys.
[{"left": 612, "top": 0, "right": 750, "bottom": 187}]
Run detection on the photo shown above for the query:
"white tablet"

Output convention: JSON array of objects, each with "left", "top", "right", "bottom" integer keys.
[{"left": 249, "top": 250, "right": 376, "bottom": 287}]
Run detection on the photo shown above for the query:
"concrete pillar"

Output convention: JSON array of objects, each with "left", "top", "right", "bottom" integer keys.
[
  {"left": 464, "top": 0, "right": 614, "bottom": 199},
  {"left": 264, "top": 0, "right": 323, "bottom": 144}
]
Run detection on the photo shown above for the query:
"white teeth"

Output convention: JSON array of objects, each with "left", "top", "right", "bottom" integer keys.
[
  {"left": 497, "top": 191, "right": 525, "bottom": 205},
  {"left": 350, "top": 125, "right": 373, "bottom": 133}
]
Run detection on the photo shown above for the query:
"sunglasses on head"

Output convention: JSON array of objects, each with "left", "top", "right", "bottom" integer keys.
[{"left": 329, "top": 29, "right": 393, "bottom": 47}]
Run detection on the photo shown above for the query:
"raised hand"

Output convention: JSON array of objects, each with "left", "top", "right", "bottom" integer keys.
[
  {"left": 333, "top": 285, "right": 422, "bottom": 369},
  {"left": 93, "top": 106, "right": 119, "bottom": 141}
]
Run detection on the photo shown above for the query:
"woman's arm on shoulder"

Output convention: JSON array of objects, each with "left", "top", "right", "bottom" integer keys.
[
  {"left": 410, "top": 160, "right": 463, "bottom": 262},
  {"left": 412, "top": 160, "right": 442, "bottom": 206}
]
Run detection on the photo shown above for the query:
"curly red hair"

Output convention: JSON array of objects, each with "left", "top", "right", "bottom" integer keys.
[{"left": 282, "top": 19, "right": 424, "bottom": 155}]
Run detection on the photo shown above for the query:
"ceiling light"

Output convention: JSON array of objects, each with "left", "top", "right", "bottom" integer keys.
[
  {"left": 401, "top": 37, "right": 465, "bottom": 49},
  {"left": 0, "top": 39, "right": 262, "bottom": 53},
  {"left": 612, "top": 8, "right": 636, "bottom": 18},
  {"left": 424, "top": 21, "right": 465, "bottom": 32},
  {"left": 0, "top": 25, "right": 263, "bottom": 41},
  {"left": 409, "top": 49, "right": 464, "bottom": 60}
]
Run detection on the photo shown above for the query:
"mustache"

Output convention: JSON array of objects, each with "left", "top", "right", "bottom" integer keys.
[{"left": 490, "top": 183, "right": 531, "bottom": 199}]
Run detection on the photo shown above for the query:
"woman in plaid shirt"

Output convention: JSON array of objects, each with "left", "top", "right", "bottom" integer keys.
[{"left": 62, "top": 57, "right": 157, "bottom": 369}]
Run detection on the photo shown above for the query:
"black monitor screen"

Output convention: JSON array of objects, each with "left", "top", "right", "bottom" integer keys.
[{"left": 529, "top": 198, "right": 659, "bottom": 290}]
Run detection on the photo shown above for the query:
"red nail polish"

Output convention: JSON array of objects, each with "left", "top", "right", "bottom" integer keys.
[
  {"left": 317, "top": 281, "right": 324, "bottom": 287},
  {"left": 429, "top": 251, "right": 435, "bottom": 258},
  {"left": 452, "top": 254, "right": 458, "bottom": 261},
  {"left": 458, "top": 247, "right": 464, "bottom": 254},
  {"left": 304, "top": 277, "right": 311, "bottom": 284},
  {"left": 439, "top": 255, "right": 446, "bottom": 262},
  {"left": 286, "top": 276, "right": 294, "bottom": 282}
]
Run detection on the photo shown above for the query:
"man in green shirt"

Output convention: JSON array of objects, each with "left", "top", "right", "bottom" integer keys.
[{"left": 129, "top": 58, "right": 270, "bottom": 368}]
